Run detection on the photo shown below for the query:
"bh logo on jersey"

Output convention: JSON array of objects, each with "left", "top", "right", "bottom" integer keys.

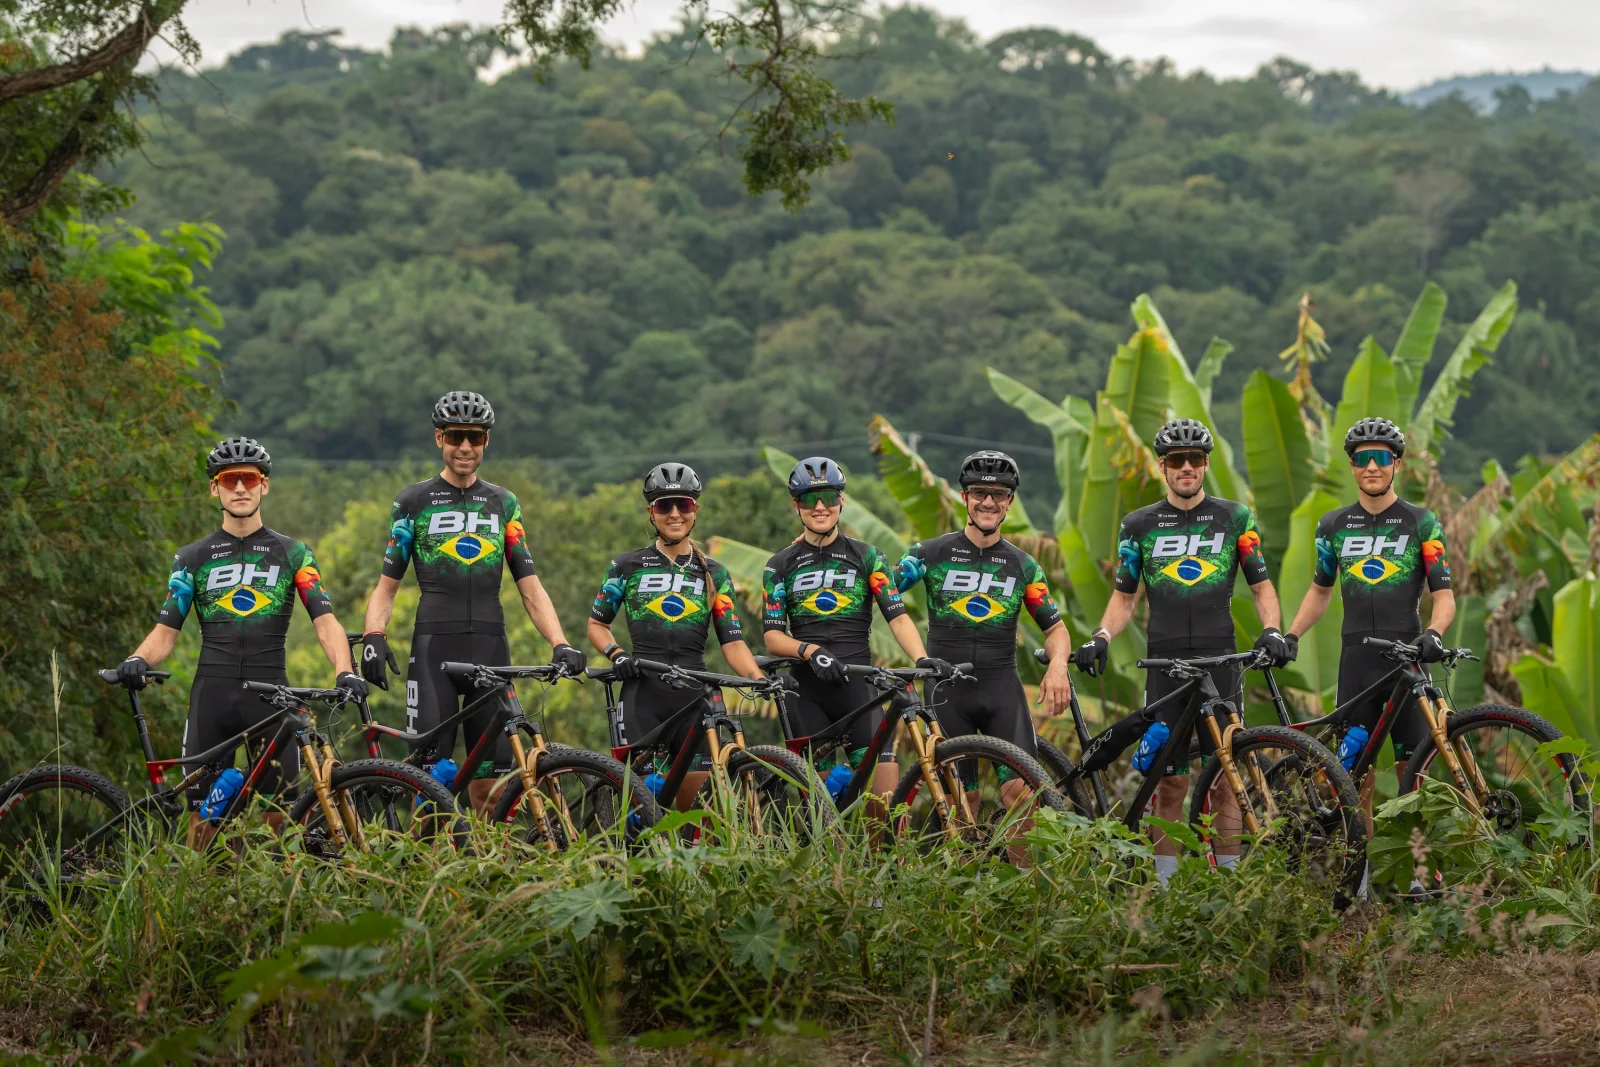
[
  {"left": 428, "top": 511, "right": 501, "bottom": 565},
  {"left": 1152, "top": 533, "right": 1223, "bottom": 587},
  {"left": 793, "top": 568, "right": 856, "bottom": 615},
  {"left": 206, "top": 562, "right": 280, "bottom": 617},
  {"left": 1341, "top": 533, "right": 1408, "bottom": 585},
  {"left": 638, "top": 572, "right": 706, "bottom": 622},
  {"left": 941, "top": 570, "right": 1015, "bottom": 622}
]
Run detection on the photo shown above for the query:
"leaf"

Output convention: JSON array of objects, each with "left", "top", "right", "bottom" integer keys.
[
  {"left": 1550, "top": 576, "right": 1600, "bottom": 753},
  {"left": 1439, "top": 592, "right": 1486, "bottom": 707},
  {"left": 298, "top": 911, "right": 404, "bottom": 948},
  {"left": 1390, "top": 281, "right": 1447, "bottom": 421},
  {"left": 1103, "top": 328, "right": 1171, "bottom": 446},
  {"left": 1241, "top": 370, "right": 1315, "bottom": 579},
  {"left": 1276, "top": 488, "right": 1347, "bottom": 705},
  {"left": 1194, "top": 337, "right": 1232, "bottom": 405},
  {"left": 1408, "top": 282, "right": 1517, "bottom": 456},
  {"left": 1142, "top": 815, "right": 1203, "bottom": 855},
  {"left": 362, "top": 981, "right": 437, "bottom": 1023},
  {"left": 1325, "top": 337, "right": 1401, "bottom": 485},
  {"left": 1077, "top": 396, "right": 1162, "bottom": 564},
  {"left": 704, "top": 535, "right": 772, "bottom": 595},
  {"left": 761, "top": 444, "right": 800, "bottom": 483},
  {"left": 722, "top": 906, "right": 799, "bottom": 978},
  {"left": 868, "top": 414, "right": 964, "bottom": 540},
  {"left": 1510, "top": 654, "right": 1587, "bottom": 753},
  {"left": 1471, "top": 435, "right": 1600, "bottom": 578},
  {"left": 986, "top": 367, "right": 1090, "bottom": 533},
  {"left": 545, "top": 879, "right": 634, "bottom": 939}
]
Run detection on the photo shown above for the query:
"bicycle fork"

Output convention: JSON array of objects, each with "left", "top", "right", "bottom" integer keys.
[
  {"left": 1203, "top": 711, "right": 1268, "bottom": 836},
  {"left": 301, "top": 739, "right": 356, "bottom": 851},
  {"left": 906, "top": 717, "right": 973, "bottom": 840},
  {"left": 507, "top": 729, "right": 578, "bottom": 852},
  {"left": 1416, "top": 690, "right": 1487, "bottom": 816}
]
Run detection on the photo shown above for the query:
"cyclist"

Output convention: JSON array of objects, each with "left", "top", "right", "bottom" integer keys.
[
  {"left": 115, "top": 437, "right": 366, "bottom": 848},
  {"left": 1285, "top": 418, "right": 1454, "bottom": 895},
  {"left": 359, "top": 392, "right": 585, "bottom": 817},
  {"left": 892, "top": 451, "right": 1073, "bottom": 813},
  {"left": 588, "top": 463, "right": 768, "bottom": 811},
  {"left": 761, "top": 457, "right": 951, "bottom": 816},
  {"left": 1073, "top": 419, "right": 1286, "bottom": 885}
]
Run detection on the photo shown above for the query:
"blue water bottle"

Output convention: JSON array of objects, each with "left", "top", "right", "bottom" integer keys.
[
  {"left": 199, "top": 767, "right": 244, "bottom": 824},
  {"left": 427, "top": 758, "right": 458, "bottom": 790},
  {"left": 1131, "top": 722, "right": 1170, "bottom": 774},
  {"left": 643, "top": 772, "right": 666, "bottom": 799},
  {"left": 1338, "top": 726, "right": 1369, "bottom": 773},
  {"left": 824, "top": 764, "right": 853, "bottom": 801}
]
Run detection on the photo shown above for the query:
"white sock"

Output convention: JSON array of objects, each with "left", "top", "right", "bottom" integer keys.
[
  {"left": 1154, "top": 855, "right": 1178, "bottom": 885},
  {"left": 1216, "top": 853, "right": 1240, "bottom": 870},
  {"left": 1358, "top": 861, "right": 1370, "bottom": 900}
]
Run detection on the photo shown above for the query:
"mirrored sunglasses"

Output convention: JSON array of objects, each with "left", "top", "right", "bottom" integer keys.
[
  {"left": 213, "top": 470, "right": 263, "bottom": 492},
  {"left": 650, "top": 497, "right": 700, "bottom": 516},
  {"left": 441, "top": 428, "right": 488, "bottom": 446},
  {"left": 797, "top": 490, "right": 840, "bottom": 509},
  {"left": 1352, "top": 448, "right": 1396, "bottom": 468},
  {"left": 1163, "top": 452, "right": 1208, "bottom": 470}
]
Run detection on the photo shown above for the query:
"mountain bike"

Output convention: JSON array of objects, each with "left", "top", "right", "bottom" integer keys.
[
  {"left": 1031, "top": 648, "right": 1366, "bottom": 901},
  {"left": 588, "top": 658, "right": 837, "bottom": 844},
  {"left": 757, "top": 656, "right": 1069, "bottom": 853},
  {"left": 0, "top": 671, "right": 464, "bottom": 891},
  {"left": 1264, "top": 637, "right": 1588, "bottom": 854}
]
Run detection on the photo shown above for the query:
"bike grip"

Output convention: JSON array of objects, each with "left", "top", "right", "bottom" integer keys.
[
  {"left": 954, "top": 662, "right": 974, "bottom": 673},
  {"left": 1361, "top": 636, "right": 1392, "bottom": 648},
  {"left": 1135, "top": 658, "right": 1173, "bottom": 669},
  {"left": 241, "top": 680, "right": 282, "bottom": 692},
  {"left": 1033, "top": 648, "right": 1051, "bottom": 665},
  {"left": 440, "top": 661, "right": 479, "bottom": 678},
  {"left": 97, "top": 669, "right": 117, "bottom": 682}
]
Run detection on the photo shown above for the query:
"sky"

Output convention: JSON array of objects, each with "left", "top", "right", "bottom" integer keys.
[{"left": 164, "top": 0, "right": 1599, "bottom": 90}]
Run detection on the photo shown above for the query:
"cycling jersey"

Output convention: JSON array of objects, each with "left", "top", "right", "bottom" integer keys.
[
  {"left": 893, "top": 532, "right": 1061, "bottom": 669},
  {"left": 1113, "top": 497, "right": 1268, "bottom": 652},
  {"left": 1313, "top": 499, "right": 1450, "bottom": 640},
  {"left": 159, "top": 528, "right": 334, "bottom": 677},
  {"left": 590, "top": 545, "right": 744, "bottom": 667},
  {"left": 381, "top": 476, "right": 537, "bottom": 636},
  {"left": 762, "top": 536, "right": 905, "bottom": 662}
]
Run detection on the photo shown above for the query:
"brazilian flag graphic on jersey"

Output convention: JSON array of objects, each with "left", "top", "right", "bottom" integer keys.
[
  {"left": 926, "top": 560, "right": 1026, "bottom": 627},
  {"left": 1141, "top": 524, "right": 1239, "bottom": 595},
  {"left": 191, "top": 552, "right": 301, "bottom": 626},
  {"left": 411, "top": 501, "right": 506, "bottom": 570}
]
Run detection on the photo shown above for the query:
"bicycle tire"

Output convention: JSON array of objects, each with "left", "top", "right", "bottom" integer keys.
[
  {"left": 1034, "top": 737, "right": 1097, "bottom": 817},
  {"left": 288, "top": 759, "right": 468, "bottom": 856},
  {"left": 0, "top": 766, "right": 134, "bottom": 891},
  {"left": 1398, "top": 703, "right": 1589, "bottom": 846},
  {"left": 1189, "top": 725, "right": 1366, "bottom": 905},
  {"left": 490, "top": 747, "right": 662, "bottom": 851},
  {"left": 888, "top": 736, "right": 1068, "bottom": 853},
  {"left": 693, "top": 744, "right": 839, "bottom": 844}
]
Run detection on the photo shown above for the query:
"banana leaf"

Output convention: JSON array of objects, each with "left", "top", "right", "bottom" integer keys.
[
  {"left": 1326, "top": 337, "right": 1402, "bottom": 486},
  {"left": 985, "top": 367, "right": 1090, "bottom": 533},
  {"left": 1408, "top": 281, "right": 1517, "bottom": 457},
  {"left": 704, "top": 535, "right": 773, "bottom": 621},
  {"left": 1510, "top": 655, "right": 1591, "bottom": 752},
  {"left": 1390, "top": 281, "right": 1446, "bottom": 421},
  {"left": 1438, "top": 592, "right": 1485, "bottom": 708},
  {"left": 1471, "top": 435, "right": 1600, "bottom": 581},
  {"left": 1194, "top": 337, "right": 1232, "bottom": 407},
  {"left": 1511, "top": 575, "right": 1600, "bottom": 752},
  {"left": 1241, "top": 369, "right": 1315, "bottom": 580},
  {"left": 1077, "top": 396, "right": 1163, "bottom": 565},
  {"left": 1104, "top": 328, "right": 1172, "bottom": 445},
  {"left": 867, "top": 415, "right": 964, "bottom": 540},
  {"left": 1277, "top": 488, "right": 1346, "bottom": 708}
]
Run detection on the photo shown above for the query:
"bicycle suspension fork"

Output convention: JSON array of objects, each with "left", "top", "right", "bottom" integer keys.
[{"left": 1415, "top": 685, "right": 1487, "bottom": 815}]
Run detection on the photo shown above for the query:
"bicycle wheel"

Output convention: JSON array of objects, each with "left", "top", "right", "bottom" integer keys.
[
  {"left": 1189, "top": 726, "right": 1366, "bottom": 904},
  {"left": 1399, "top": 704, "right": 1589, "bottom": 849},
  {"left": 888, "top": 736, "right": 1068, "bottom": 856},
  {"left": 490, "top": 748, "right": 662, "bottom": 852},
  {"left": 0, "top": 766, "right": 134, "bottom": 892},
  {"left": 1034, "top": 737, "right": 1097, "bottom": 817},
  {"left": 288, "top": 760, "right": 468, "bottom": 857},
  {"left": 693, "top": 745, "right": 839, "bottom": 845}
]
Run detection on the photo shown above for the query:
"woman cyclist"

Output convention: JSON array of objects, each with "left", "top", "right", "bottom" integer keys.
[{"left": 587, "top": 463, "right": 768, "bottom": 811}]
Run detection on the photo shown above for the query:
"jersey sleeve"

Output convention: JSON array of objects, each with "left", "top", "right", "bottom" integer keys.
[
  {"left": 1312, "top": 511, "right": 1338, "bottom": 588},
  {"left": 1113, "top": 518, "right": 1143, "bottom": 593},
  {"left": 1419, "top": 510, "right": 1452, "bottom": 592},
  {"left": 1021, "top": 554, "right": 1063, "bottom": 633},
  {"left": 157, "top": 550, "right": 194, "bottom": 629},
  {"left": 708, "top": 560, "right": 745, "bottom": 644},
  {"left": 503, "top": 491, "right": 537, "bottom": 582},
  {"left": 865, "top": 544, "right": 908, "bottom": 622},
  {"left": 1234, "top": 505, "right": 1269, "bottom": 585},
  {"left": 761, "top": 555, "right": 789, "bottom": 634},
  {"left": 590, "top": 558, "right": 626, "bottom": 624},
  {"left": 380, "top": 495, "right": 416, "bottom": 580},
  {"left": 291, "top": 541, "right": 335, "bottom": 620},
  {"left": 893, "top": 542, "right": 929, "bottom": 594}
]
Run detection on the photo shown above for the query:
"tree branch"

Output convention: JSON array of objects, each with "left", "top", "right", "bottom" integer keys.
[
  {"left": 0, "top": 4, "right": 165, "bottom": 104},
  {"left": 2, "top": 78, "right": 121, "bottom": 224}
]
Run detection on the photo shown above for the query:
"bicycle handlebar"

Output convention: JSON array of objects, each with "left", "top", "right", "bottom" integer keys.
[
  {"left": 585, "top": 656, "right": 787, "bottom": 694},
  {"left": 1360, "top": 636, "right": 1478, "bottom": 664},
  {"left": 753, "top": 654, "right": 974, "bottom": 682},
  {"left": 1136, "top": 648, "right": 1271, "bottom": 674},
  {"left": 439, "top": 661, "right": 574, "bottom": 683},
  {"left": 241, "top": 680, "right": 353, "bottom": 703},
  {"left": 98, "top": 669, "right": 172, "bottom": 686}
]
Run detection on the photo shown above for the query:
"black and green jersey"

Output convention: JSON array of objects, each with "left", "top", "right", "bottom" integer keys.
[
  {"left": 1313, "top": 499, "right": 1451, "bottom": 640},
  {"left": 893, "top": 531, "right": 1061, "bottom": 669},
  {"left": 381, "top": 476, "right": 538, "bottom": 636},
  {"left": 591, "top": 545, "right": 744, "bottom": 669},
  {"left": 761, "top": 536, "right": 905, "bottom": 662},
  {"left": 159, "top": 527, "right": 334, "bottom": 678},
  {"left": 1113, "top": 496, "right": 1268, "bottom": 651}
]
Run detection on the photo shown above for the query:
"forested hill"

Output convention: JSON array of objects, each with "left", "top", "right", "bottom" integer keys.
[{"left": 113, "top": 10, "right": 1600, "bottom": 484}]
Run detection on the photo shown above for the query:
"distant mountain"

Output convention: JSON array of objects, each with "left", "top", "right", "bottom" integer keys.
[{"left": 1402, "top": 69, "right": 1592, "bottom": 111}]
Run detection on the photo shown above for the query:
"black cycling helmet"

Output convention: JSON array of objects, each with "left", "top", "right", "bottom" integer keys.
[
  {"left": 787, "top": 456, "right": 847, "bottom": 496},
  {"left": 1344, "top": 417, "right": 1406, "bottom": 458},
  {"left": 958, "top": 450, "right": 1021, "bottom": 489},
  {"left": 431, "top": 391, "right": 496, "bottom": 429},
  {"left": 1152, "top": 418, "right": 1213, "bottom": 456},
  {"left": 642, "top": 462, "right": 703, "bottom": 502},
  {"left": 206, "top": 437, "right": 272, "bottom": 478}
]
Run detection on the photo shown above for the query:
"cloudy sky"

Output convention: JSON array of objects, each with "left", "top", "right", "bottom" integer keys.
[{"left": 167, "top": 0, "right": 1596, "bottom": 90}]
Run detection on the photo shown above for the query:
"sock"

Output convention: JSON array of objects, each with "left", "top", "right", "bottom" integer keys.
[
  {"left": 1358, "top": 861, "right": 1370, "bottom": 900},
  {"left": 1216, "top": 853, "right": 1240, "bottom": 870},
  {"left": 1154, "top": 855, "right": 1178, "bottom": 885}
]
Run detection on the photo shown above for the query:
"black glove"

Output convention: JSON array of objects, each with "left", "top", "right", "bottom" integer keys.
[
  {"left": 1072, "top": 635, "right": 1109, "bottom": 677},
  {"left": 807, "top": 646, "right": 848, "bottom": 685},
  {"left": 1283, "top": 632, "right": 1299, "bottom": 665},
  {"left": 116, "top": 655, "right": 150, "bottom": 690},
  {"left": 1253, "top": 627, "right": 1292, "bottom": 668},
  {"left": 610, "top": 651, "right": 642, "bottom": 681},
  {"left": 772, "top": 673, "right": 801, "bottom": 695},
  {"left": 916, "top": 656, "right": 956, "bottom": 680},
  {"left": 1416, "top": 629, "right": 1447, "bottom": 663},
  {"left": 336, "top": 671, "right": 370, "bottom": 699},
  {"left": 551, "top": 643, "right": 587, "bottom": 677},
  {"left": 360, "top": 632, "right": 398, "bottom": 690}
]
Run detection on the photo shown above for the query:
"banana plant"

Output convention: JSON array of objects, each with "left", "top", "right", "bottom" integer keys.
[{"left": 1511, "top": 575, "right": 1600, "bottom": 753}]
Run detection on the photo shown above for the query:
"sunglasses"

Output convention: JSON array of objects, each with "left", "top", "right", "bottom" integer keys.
[
  {"left": 1351, "top": 449, "right": 1396, "bottom": 468},
  {"left": 797, "top": 490, "right": 841, "bottom": 509},
  {"left": 1163, "top": 452, "right": 1209, "bottom": 470},
  {"left": 650, "top": 497, "right": 699, "bottom": 516},
  {"left": 441, "top": 428, "right": 488, "bottom": 447},
  {"left": 966, "top": 486, "right": 1014, "bottom": 503},
  {"left": 213, "top": 470, "right": 264, "bottom": 492}
]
